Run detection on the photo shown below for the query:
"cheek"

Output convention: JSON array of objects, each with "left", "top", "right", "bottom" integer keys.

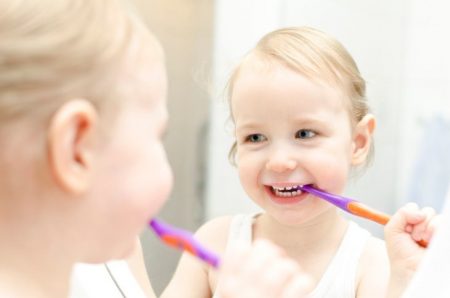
[
  {"left": 102, "top": 141, "right": 172, "bottom": 223},
  {"left": 131, "top": 142, "right": 173, "bottom": 217},
  {"left": 305, "top": 147, "right": 352, "bottom": 193},
  {"left": 145, "top": 146, "right": 173, "bottom": 216},
  {"left": 237, "top": 151, "right": 263, "bottom": 190}
]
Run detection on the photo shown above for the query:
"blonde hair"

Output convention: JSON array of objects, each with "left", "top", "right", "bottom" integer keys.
[
  {"left": 227, "top": 27, "right": 372, "bottom": 165},
  {"left": 0, "top": 0, "right": 135, "bottom": 124}
]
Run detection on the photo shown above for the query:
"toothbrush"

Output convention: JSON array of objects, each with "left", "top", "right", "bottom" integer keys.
[
  {"left": 299, "top": 184, "right": 428, "bottom": 247},
  {"left": 299, "top": 184, "right": 390, "bottom": 225},
  {"left": 149, "top": 219, "right": 221, "bottom": 268}
]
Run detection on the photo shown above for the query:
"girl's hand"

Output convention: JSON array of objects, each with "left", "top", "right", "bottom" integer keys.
[
  {"left": 218, "top": 239, "right": 313, "bottom": 298},
  {"left": 384, "top": 203, "right": 442, "bottom": 297}
]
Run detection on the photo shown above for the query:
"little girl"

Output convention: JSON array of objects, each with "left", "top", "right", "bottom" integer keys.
[
  {"left": 163, "top": 26, "right": 399, "bottom": 297},
  {"left": 0, "top": 0, "right": 172, "bottom": 296}
]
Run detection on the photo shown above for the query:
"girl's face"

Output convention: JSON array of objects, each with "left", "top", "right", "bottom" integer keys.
[
  {"left": 84, "top": 41, "right": 173, "bottom": 261},
  {"left": 232, "top": 60, "right": 358, "bottom": 226}
]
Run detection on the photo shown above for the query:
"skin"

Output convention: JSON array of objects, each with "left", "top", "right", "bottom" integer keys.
[
  {"left": 162, "top": 56, "right": 390, "bottom": 298},
  {"left": 233, "top": 58, "right": 359, "bottom": 226},
  {"left": 385, "top": 203, "right": 442, "bottom": 297},
  {"left": 127, "top": 238, "right": 158, "bottom": 298},
  {"left": 218, "top": 239, "right": 313, "bottom": 298},
  {"left": 0, "top": 28, "right": 171, "bottom": 297}
]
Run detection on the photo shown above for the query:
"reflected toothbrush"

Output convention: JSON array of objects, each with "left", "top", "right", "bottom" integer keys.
[
  {"left": 299, "top": 184, "right": 428, "bottom": 247},
  {"left": 149, "top": 219, "right": 221, "bottom": 268}
]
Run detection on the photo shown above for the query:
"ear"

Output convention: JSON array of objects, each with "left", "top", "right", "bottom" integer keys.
[
  {"left": 351, "top": 114, "right": 376, "bottom": 166},
  {"left": 47, "top": 99, "right": 98, "bottom": 194}
]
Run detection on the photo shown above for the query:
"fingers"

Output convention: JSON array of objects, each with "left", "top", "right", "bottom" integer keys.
[
  {"left": 220, "top": 240, "right": 282, "bottom": 297},
  {"left": 410, "top": 207, "right": 434, "bottom": 242},
  {"left": 385, "top": 203, "right": 424, "bottom": 237},
  {"left": 219, "top": 242, "right": 248, "bottom": 297},
  {"left": 425, "top": 214, "right": 443, "bottom": 242},
  {"left": 257, "top": 255, "right": 303, "bottom": 297},
  {"left": 219, "top": 239, "right": 312, "bottom": 298},
  {"left": 411, "top": 209, "right": 443, "bottom": 244},
  {"left": 387, "top": 203, "right": 441, "bottom": 245},
  {"left": 281, "top": 274, "right": 314, "bottom": 298}
]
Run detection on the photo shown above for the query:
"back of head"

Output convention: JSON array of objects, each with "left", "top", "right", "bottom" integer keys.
[{"left": 0, "top": 0, "right": 134, "bottom": 125}]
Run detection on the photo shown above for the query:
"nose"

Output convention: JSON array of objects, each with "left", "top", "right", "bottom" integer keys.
[{"left": 265, "top": 147, "right": 298, "bottom": 173}]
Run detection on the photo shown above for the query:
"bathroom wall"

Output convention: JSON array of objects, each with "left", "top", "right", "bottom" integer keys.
[{"left": 396, "top": 0, "right": 450, "bottom": 210}]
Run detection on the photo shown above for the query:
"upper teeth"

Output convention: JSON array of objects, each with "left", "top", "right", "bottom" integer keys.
[
  {"left": 272, "top": 185, "right": 303, "bottom": 198},
  {"left": 272, "top": 185, "right": 302, "bottom": 191}
]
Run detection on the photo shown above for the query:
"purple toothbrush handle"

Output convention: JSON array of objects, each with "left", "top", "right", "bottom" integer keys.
[
  {"left": 149, "top": 219, "right": 221, "bottom": 268},
  {"left": 299, "top": 184, "right": 354, "bottom": 211}
]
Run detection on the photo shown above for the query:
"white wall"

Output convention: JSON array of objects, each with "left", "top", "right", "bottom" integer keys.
[
  {"left": 397, "top": 0, "right": 450, "bottom": 210},
  {"left": 206, "top": 0, "right": 450, "bottom": 236}
]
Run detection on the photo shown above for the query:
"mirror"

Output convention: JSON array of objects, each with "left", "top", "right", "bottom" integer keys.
[{"left": 131, "top": 0, "right": 450, "bottom": 294}]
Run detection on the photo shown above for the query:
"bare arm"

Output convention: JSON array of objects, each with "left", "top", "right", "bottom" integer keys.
[
  {"left": 160, "top": 250, "right": 213, "bottom": 298},
  {"left": 161, "top": 217, "right": 232, "bottom": 298}
]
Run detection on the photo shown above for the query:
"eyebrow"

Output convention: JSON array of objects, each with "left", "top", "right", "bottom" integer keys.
[
  {"left": 291, "top": 116, "right": 328, "bottom": 126},
  {"left": 235, "top": 121, "right": 261, "bottom": 131},
  {"left": 236, "top": 115, "right": 328, "bottom": 130}
]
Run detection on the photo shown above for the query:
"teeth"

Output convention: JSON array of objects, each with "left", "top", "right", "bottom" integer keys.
[
  {"left": 272, "top": 187, "right": 303, "bottom": 198},
  {"left": 271, "top": 185, "right": 302, "bottom": 192}
]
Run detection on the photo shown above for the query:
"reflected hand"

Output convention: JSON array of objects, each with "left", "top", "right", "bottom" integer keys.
[{"left": 218, "top": 239, "right": 313, "bottom": 298}]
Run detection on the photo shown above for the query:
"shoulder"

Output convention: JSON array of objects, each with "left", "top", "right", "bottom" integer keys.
[
  {"left": 349, "top": 223, "right": 388, "bottom": 269},
  {"left": 161, "top": 216, "right": 235, "bottom": 298},
  {"left": 356, "top": 236, "right": 390, "bottom": 297},
  {"left": 195, "top": 215, "right": 235, "bottom": 255},
  {"left": 360, "top": 236, "right": 389, "bottom": 267}
]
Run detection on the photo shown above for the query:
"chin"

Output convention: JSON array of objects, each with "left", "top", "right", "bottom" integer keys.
[
  {"left": 277, "top": 213, "right": 312, "bottom": 226},
  {"left": 110, "top": 236, "right": 138, "bottom": 260},
  {"left": 272, "top": 206, "right": 327, "bottom": 226},
  {"left": 82, "top": 236, "right": 137, "bottom": 264},
  {"left": 116, "top": 242, "right": 136, "bottom": 259}
]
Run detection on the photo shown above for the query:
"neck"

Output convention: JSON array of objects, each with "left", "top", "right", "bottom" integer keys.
[{"left": 255, "top": 208, "right": 348, "bottom": 256}]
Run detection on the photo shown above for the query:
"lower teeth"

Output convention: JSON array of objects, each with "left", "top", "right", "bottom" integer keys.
[{"left": 274, "top": 190, "right": 302, "bottom": 197}]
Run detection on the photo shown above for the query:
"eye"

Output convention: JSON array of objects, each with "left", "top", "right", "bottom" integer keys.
[
  {"left": 245, "top": 133, "right": 267, "bottom": 143},
  {"left": 295, "top": 129, "right": 316, "bottom": 139}
]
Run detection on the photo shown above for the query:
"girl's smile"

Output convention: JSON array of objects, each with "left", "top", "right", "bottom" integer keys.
[{"left": 264, "top": 184, "right": 310, "bottom": 205}]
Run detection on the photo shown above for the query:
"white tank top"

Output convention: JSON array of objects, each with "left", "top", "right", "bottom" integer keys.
[
  {"left": 70, "top": 261, "right": 146, "bottom": 298},
  {"left": 214, "top": 213, "right": 370, "bottom": 298}
]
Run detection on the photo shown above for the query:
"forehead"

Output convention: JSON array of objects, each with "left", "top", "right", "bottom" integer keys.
[{"left": 231, "top": 58, "right": 347, "bottom": 117}]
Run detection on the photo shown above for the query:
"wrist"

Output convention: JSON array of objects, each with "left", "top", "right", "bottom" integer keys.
[{"left": 386, "top": 269, "right": 414, "bottom": 298}]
